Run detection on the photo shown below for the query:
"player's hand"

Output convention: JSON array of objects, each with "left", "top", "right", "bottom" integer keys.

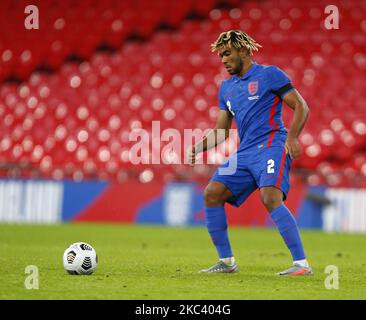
[
  {"left": 186, "top": 147, "right": 196, "bottom": 166},
  {"left": 285, "top": 136, "right": 301, "bottom": 160}
]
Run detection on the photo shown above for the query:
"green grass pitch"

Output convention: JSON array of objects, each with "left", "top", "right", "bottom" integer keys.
[{"left": 1, "top": 223, "right": 366, "bottom": 300}]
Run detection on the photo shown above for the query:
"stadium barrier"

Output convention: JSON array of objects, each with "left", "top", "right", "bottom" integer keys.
[{"left": 0, "top": 179, "right": 365, "bottom": 232}]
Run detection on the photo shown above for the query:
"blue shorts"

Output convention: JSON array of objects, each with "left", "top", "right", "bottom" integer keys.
[{"left": 210, "top": 146, "right": 292, "bottom": 207}]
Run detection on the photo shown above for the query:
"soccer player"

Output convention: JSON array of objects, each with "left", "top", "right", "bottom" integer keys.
[{"left": 187, "top": 30, "right": 312, "bottom": 275}]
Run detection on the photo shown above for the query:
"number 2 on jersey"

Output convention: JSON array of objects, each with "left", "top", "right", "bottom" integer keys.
[
  {"left": 226, "top": 101, "right": 235, "bottom": 116},
  {"left": 267, "top": 159, "right": 275, "bottom": 174}
]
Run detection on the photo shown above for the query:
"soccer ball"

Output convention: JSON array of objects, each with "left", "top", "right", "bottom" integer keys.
[{"left": 62, "top": 242, "right": 98, "bottom": 275}]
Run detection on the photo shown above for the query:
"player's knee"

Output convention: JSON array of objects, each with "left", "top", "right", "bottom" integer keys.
[
  {"left": 261, "top": 194, "right": 282, "bottom": 212},
  {"left": 204, "top": 184, "right": 226, "bottom": 207}
]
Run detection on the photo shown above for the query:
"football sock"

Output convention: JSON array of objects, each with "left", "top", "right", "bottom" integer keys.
[
  {"left": 205, "top": 206, "right": 233, "bottom": 259},
  {"left": 220, "top": 257, "right": 235, "bottom": 266},
  {"left": 293, "top": 259, "right": 309, "bottom": 267},
  {"left": 271, "top": 204, "right": 306, "bottom": 262}
]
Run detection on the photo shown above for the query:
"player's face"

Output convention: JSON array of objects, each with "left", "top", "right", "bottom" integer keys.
[{"left": 219, "top": 46, "right": 244, "bottom": 76}]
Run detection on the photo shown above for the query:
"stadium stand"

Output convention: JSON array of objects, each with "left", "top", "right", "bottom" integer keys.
[{"left": 0, "top": 0, "right": 365, "bottom": 187}]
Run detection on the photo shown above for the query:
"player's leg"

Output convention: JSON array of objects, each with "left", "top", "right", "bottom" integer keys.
[
  {"left": 258, "top": 147, "right": 312, "bottom": 275},
  {"left": 200, "top": 181, "right": 238, "bottom": 273},
  {"left": 200, "top": 152, "right": 257, "bottom": 273},
  {"left": 260, "top": 187, "right": 311, "bottom": 275}
]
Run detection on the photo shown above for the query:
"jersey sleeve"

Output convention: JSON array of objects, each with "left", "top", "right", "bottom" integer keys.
[
  {"left": 218, "top": 82, "right": 228, "bottom": 111},
  {"left": 268, "top": 66, "right": 294, "bottom": 99}
]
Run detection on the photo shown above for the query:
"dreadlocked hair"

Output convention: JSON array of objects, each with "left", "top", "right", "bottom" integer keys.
[{"left": 211, "top": 30, "right": 262, "bottom": 55}]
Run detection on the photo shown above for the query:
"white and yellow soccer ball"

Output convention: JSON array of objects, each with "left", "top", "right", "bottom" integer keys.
[{"left": 63, "top": 242, "right": 98, "bottom": 275}]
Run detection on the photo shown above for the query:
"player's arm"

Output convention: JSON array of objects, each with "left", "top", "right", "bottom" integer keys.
[
  {"left": 187, "top": 110, "right": 233, "bottom": 166},
  {"left": 282, "top": 89, "right": 309, "bottom": 160}
]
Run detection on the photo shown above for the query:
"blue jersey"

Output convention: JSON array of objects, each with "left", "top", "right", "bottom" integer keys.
[{"left": 218, "top": 63, "right": 294, "bottom": 152}]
